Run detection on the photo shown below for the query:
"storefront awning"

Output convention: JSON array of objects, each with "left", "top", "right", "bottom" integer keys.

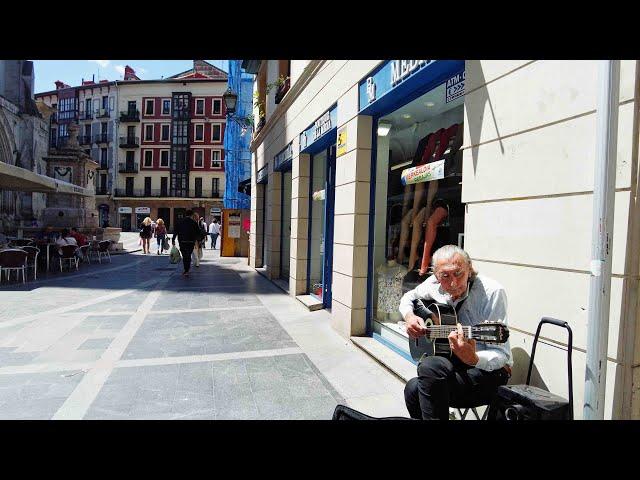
[{"left": 0, "top": 161, "right": 92, "bottom": 196}]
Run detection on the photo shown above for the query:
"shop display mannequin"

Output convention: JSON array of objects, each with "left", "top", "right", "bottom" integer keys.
[
  {"left": 396, "top": 123, "right": 461, "bottom": 271},
  {"left": 418, "top": 124, "right": 464, "bottom": 275}
]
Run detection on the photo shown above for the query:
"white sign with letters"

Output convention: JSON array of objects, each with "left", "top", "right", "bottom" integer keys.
[{"left": 135, "top": 207, "right": 150, "bottom": 214}]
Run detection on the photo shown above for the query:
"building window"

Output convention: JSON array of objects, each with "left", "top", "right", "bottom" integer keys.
[
  {"left": 211, "top": 150, "right": 221, "bottom": 168},
  {"left": 125, "top": 177, "right": 134, "bottom": 195},
  {"left": 101, "top": 122, "right": 108, "bottom": 134},
  {"left": 195, "top": 124, "right": 204, "bottom": 142},
  {"left": 211, "top": 124, "right": 221, "bottom": 142},
  {"left": 102, "top": 95, "right": 109, "bottom": 110},
  {"left": 194, "top": 150, "right": 204, "bottom": 168},
  {"left": 100, "top": 148, "right": 108, "bottom": 167},
  {"left": 160, "top": 150, "right": 169, "bottom": 167},
  {"left": 212, "top": 98, "right": 221, "bottom": 115},
  {"left": 145, "top": 99, "right": 154, "bottom": 115},
  {"left": 144, "top": 124, "right": 154, "bottom": 141},
  {"left": 143, "top": 150, "right": 153, "bottom": 168},
  {"left": 195, "top": 177, "right": 202, "bottom": 197},
  {"left": 195, "top": 98, "right": 204, "bottom": 115},
  {"left": 161, "top": 124, "right": 170, "bottom": 141},
  {"left": 212, "top": 178, "right": 220, "bottom": 197},
  {"left": 144, "top": 177, "right": 152, "bottom": 196},
  {"left": 162, "top": 99, "right": 170, "bottom": 115}
]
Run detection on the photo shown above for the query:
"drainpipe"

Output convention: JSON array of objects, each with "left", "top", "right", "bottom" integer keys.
[{"left": 583, "top": 60, "right": 620, "bottom": 420}]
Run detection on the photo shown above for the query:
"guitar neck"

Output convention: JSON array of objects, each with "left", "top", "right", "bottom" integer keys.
[{"left": 424, "top": 325, "right": 478, "bottom": 340}]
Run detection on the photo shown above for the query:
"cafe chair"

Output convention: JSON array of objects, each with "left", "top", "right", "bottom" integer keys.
[
  {"left": 0, "top": 249, "right": 28, "bottom": 283},
  {"left": 21, "top": 246, "right": 40, "bottom": 280},
  {"left": 10, "top": 239, "right": 34, "bottom": 248},
  {"left": 78, "top": 244, "right": 90, "bottom": 264},
  {"left": 58, "top": 245, "right": 79, "bottom": 272},
  {"left": 97, "top": 240, "right": 112, "bottom": 263}
]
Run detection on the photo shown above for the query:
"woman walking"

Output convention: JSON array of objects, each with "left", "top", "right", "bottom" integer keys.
[
  {"left": 140, "top": 216, "right": 153, "bottom": 254},
  {"left": 154, "top": 218, "right": 167, "bottom": 255}
]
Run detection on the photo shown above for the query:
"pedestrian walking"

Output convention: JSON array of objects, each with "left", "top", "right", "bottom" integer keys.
[
  {"left": 172, "top": 210, "right": 201, "bottom": 276},
  {"left": 139, "top": 217, "right": 153, "bottom": 254},
  {"left": 208, "top": 217, "right": 221, "bottom": 249},
  {"left": 154, "top": 218, "right": 167, "bottom": 255}
]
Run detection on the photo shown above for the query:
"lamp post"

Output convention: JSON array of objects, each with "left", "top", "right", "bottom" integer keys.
[{"left": 223, "top": 87, "right": 250, "bottom": 135}]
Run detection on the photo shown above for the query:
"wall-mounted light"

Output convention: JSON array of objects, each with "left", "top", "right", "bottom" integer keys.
[{"left": 377, "top": 120, "right": 392, "bottom": 137}]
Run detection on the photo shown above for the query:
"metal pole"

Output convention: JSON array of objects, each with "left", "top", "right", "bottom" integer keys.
[{"left": 583, "top": 60, "right": 620, "bottom": 420}]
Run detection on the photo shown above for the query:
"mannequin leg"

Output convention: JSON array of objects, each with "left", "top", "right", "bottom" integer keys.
[
  {"left": 406, "top": 182, "right": 426, "bottom": 269},
  {"left": 396, "top": 208, "right": 413, "bottom": 264},
  {"left": 408, "top": 206, "right": 427, "bottom": 271},
  {"left": 418, "top": 206, "right": 449, "bottom": 275}
]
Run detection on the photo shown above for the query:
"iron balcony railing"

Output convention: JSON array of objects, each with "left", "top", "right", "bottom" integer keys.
[
  {"left": 113, "top": 188, "right": 222, "bottom": 198},
  {"left": 96, "top": 108, "right": 111, "bottom": 118},
  {"left": 51, "top": 136, "right": 70, "bottom": 149},
  {"left": 118, "top": 162, "right": 139, "bottom": 173},
  {"left": 79, "top": 135, "right": 92, "bottom": 145},
  {"left": 120, "top": 110, "right": 140, "bottom": 122},
  {"left": 94, "top": 133, "right": 111, "bottom": 144},
  {"left": 96, "top": 162, "right": 109, "bottom": 170},
  {"left": 95, "top": 187, "right": 109, "bottom": 195},
  {"left": 119, "top": 136, "right": 140, "bottom": 147},
  {"left": 79, "top": 111, "right": 93, "bottom": 120}
]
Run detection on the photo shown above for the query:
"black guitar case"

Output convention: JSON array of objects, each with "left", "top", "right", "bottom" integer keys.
[{"left": 331, "top": 404, "right": 413, "bottom": 420}]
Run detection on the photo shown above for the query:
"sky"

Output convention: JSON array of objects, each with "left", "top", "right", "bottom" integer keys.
[{"left": 32, "top": 60, "right": 229, "bottom": 93}]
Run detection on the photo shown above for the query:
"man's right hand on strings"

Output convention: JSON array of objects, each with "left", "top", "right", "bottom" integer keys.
[{"left": 404, "top": 313, "right": 427, "bottom": 338}]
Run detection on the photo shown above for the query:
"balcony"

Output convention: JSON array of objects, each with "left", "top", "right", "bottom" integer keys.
[
  {"left": 172, "top": 110, "right": 190, "bottom": 120},
  {"left": 113, "top": 188, "right": 221, "bottom": 198},
  {"left": 96, "top": 108, "right": 111, "bottom": 118},
  {"left": 94, "top": 133, "right": 111, "bottom": 144},
  {"left": 96, "top": 187, "right": 109, "bottom": 195},
  {"left": 118, "top": 162, "right": 139, "bottom": 173},
  {"left": 79, "top": 111, "right": 93, "bottom": 120},
  {"left": 120, "top": 110, "right": 140, "bottom": 122},
  {"left": 79, "top": 135, "right": 93, "bottom": 145},
  {"left": 96, "top": 162, "right": 109, "bottom": 170},
  {"left": 274, "top": 77, "right": 291, "bottom": 105},
  {"left": 119, "top": 136, "right": 139, "bottom": 148},
  {"left": 255, "top": 116, "right": 266, "bottom": 134}
]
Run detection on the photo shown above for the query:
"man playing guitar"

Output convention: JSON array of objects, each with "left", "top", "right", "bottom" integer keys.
[{"left": 400, "top": 245, "right": 512, "bottom": 420}]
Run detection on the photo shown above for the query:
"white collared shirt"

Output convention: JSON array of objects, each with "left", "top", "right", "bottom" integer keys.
[{"left": 399, "top": 274, "right": 512, "bottom": 371}]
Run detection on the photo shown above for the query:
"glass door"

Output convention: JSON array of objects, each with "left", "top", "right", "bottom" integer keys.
[{"left": 308, "top": 145, "right": 336, "bottom": 308}]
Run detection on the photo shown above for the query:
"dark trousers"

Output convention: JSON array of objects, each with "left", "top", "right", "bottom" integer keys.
[
  {"left": 404, "top": 355, "right": 509, "bottom": 420},
  {"left": 178, "top": 241, "right": 195, "bottom": 272},
  {"left": 210, "top": 233, "right": 219, "bottom": 249}
]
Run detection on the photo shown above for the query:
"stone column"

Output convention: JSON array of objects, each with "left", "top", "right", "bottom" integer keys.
[
  {"left": 265, "top": 169, "right": 281, "bottom": 280},
  {"left": 290, "top": 152, "right": 310, "bottom": 296},
  {"left": 330, "top": 86, "right": 373, "bottom": 338}
]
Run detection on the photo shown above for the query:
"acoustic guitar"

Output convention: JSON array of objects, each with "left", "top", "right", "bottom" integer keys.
[{"left": 408, "top": 299, "right": 509, "bottom": 361}]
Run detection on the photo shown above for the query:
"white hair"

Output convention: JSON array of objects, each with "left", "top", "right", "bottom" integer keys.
[{"left": 431, "top": 244, "right": 477, "bottom": 280}]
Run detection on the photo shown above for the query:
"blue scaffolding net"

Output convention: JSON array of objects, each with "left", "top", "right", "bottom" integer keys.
[{"left": 223, "top": 60, "right": 252, "bottom": 210}]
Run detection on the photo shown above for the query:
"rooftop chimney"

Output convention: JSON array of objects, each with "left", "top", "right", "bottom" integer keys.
[{"left": 124, "top": 65, "right": 140, "bottom": 81}]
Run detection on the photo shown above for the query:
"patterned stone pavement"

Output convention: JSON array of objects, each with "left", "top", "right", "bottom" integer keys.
[{"left": 0, "top": 246, "right": 407, "bottom": 420}]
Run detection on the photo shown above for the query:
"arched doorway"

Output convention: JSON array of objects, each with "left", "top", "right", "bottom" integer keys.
[{"left": 98, "top": 204, "right": 110, "bottom": 228}]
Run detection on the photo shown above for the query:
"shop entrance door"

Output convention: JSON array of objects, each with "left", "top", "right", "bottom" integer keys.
[
  {"left": 279, "top": 170, "right": 292, "bottom": 281},
  {"left": 308, "top": 145, "right": 336, "bottom": 309},
  {"left": 120, "top": 214, "right": 131, "bottom": 232},
  {"left": 158, "top": 208, "right": 170, "bottom": 232}
]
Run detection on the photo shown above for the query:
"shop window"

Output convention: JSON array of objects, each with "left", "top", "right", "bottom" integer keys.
[{"left": 371, "top": 79, "right": 465, "bottom": 332}]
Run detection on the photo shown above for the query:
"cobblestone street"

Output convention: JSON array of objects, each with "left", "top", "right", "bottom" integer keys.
[{"left": 0, "top": 247, "right": 407, "bottom": 420}]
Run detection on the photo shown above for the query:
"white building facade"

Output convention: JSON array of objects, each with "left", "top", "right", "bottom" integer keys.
[{"left": 249, "top": 59, "right": 640, "bottom": 419}]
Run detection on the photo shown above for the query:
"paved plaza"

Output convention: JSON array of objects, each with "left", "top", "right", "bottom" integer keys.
[{"left": 0, "top": 244, "right": 408, "bottom": 420}]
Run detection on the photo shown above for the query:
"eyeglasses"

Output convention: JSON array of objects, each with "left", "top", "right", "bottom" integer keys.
[{"left": 435, "top": 269, "right": 467, "bottom": 281}]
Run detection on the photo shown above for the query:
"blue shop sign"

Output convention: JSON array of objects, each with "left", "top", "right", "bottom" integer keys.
[
  {"left": 358, "top": 60, "right": 464, "bottom": 116},
  {"left": 256, "top": 165, "right": 268, "bottom": 184},
  {"left": 274, "top": 141, "right": 293, "bottom": 172},
  {"left": 299, "top": 105, "right": 337, "bottom": 153}
]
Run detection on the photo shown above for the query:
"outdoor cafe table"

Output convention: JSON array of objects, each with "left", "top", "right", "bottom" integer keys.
[{"left": 34, "top": 241, "right": 57, "bottom": 272}]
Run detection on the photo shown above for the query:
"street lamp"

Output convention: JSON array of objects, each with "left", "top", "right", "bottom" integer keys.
[
  {"left": 223, "top": 87, "right": 251, "bottom": 136},
  {"left": 222, "top": 87, "right": 238, "bottom": 115}
]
